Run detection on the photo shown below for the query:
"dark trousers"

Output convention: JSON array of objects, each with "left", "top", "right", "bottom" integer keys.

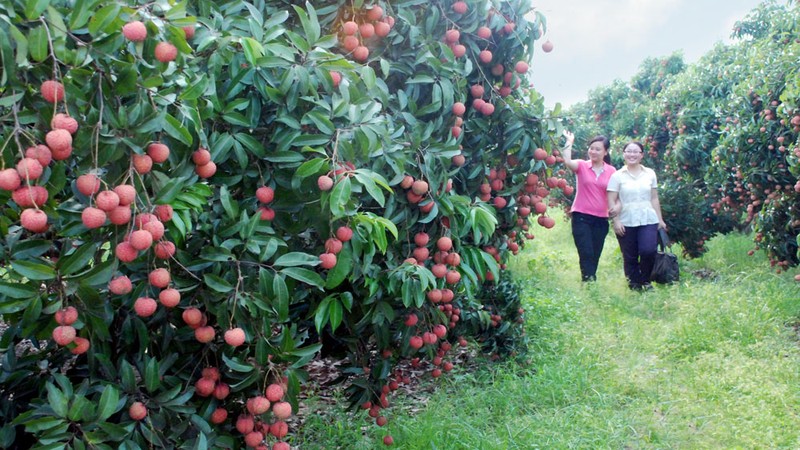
[
  {"left": 616, "top": 223, "right": 658, "bottom": 286},
  {"left": 571, "top": 212, "right": 609, "bottom": 281}
]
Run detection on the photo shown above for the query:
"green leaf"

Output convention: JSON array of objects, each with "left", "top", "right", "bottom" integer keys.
[
  {"left": 324, "top": 247, "right": 351, "bottom": 289},
  {"left": 25, "top": 0, "right": 50, "bottom": 20},
  {"left": 96, "top": 385, "right": 119, "bottom": 422},
  {"left": 0, "top": 281, "right": 38, "bottom": 300},
  {"left": 353, "top": 172, "right": 385, "bottom": 207},
  {"left": 87, "top": 3, "right": 120, "bottom": 37},
  {"left": 293, "top": 3, "right": 320, "bottom": 45},
  {"left": 222, "top": 354, "right": 254, "bottom": 373},
  {"left": 12, "top": 260, "right": 56, "bottom": 280},
  {"left": 46, "top": 383, "right": 69, "bottom": 418},
  {"left": 241, "top": 37, "right": 264, "bottom": 66},
  {"left": 163, "top": 113, "right": 193, "bottom": 146},
  {"left": 219, "top": 185, "right": 239, "bottom": 221},
  {"left": 145, "top": 358, "right": 160, "bottom": 392},
  {"left": 56, "top": 242, "right": 98, "bottom": 276},
  {"left": 273, "top": 275, "right": 289, "bottom": 321},
  {"left": 203, "top": 274, "right": 234, "bottom": 293},
  {"left": 273, "top": 252, "right": 318, "bottom": 267},
  {"left": 179, "top": 74, "right": 209, "bottom": 101},
  {"left": 328, "top": 299, "right": 343, "bottom": 332},
  {"left": 69, "top": 0, "right": 97, "bottom": 29},
  {"left": 280, "top": 267, "right": 324, "bottom": 289},
  {"left": 314, "top": 296, "right": 331, "bottom": 332},
  {"left": 329, "top": 176, "right": 352, "bottom": 218},
  {"left": 27, "top": 26, "right": 47, "bottom": 63}
]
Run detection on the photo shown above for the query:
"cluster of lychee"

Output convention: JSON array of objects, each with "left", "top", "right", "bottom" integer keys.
[
  {"left": 317, "top": 161, "right": 356, "bottom": 193},
  {"left": 121, "top": 19, "right": 195, "bottom": 63},
  {"left": 0, "top": 80, "right": 77, "bottom": 233},
  {"left": 338, "top": 5, "right": 395, "bottom": 63},
  {"left": 319, "top": 225, "right": 354, "bottom": 270},
  {"left": 256, "top": 185, "right": 276, "bottom": 221},
  {"left": 112, "top": 207, "right": 176, "bottom": 263},
  {"left": 396, "top": 175, "right": 452, "bottom": 214},
  {"left": 51, "top": 306, "right": 90, "bottom": 354},
  {"left": 231, "top": 382, "right": 293, "bottom": 450}
]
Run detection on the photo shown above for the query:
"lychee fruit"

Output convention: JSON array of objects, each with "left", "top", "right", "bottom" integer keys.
[
  {"left": 415, "top": 231, "right": 431, "bottom": 246},
  {"left": 122, "top": 21, "right": 147, "bottom": 42},
  {"left": 269, "top": 421, "right": 288, "bottom": 438},
  {"left": 52, "top": 325, "right": 76, "bottom": 346},
  {"left": 246, "top": 396, "right": 271, "bottom": 415},
  {"left": 515, "top": 61, "right": 529, "bottom": 74},
  {"left": 95, "top": 190, "right": 120, "bottom": 212},
  {"left": 319, "top": 252, "right": 337, "bottom": 269},
  {"left": 129, "top": 229, "right": 154, "bottom": 250},
  {"left": 335, "top": 226, "right": 353, "bottom": 242},
  {"left": 146, "top": 142, "right": 170, "bottom": 163},
  {"left": 20, "top": 209, "right": 48, "bottom": 233},
  {"left": 0, "top": 169, "right": 21, "bottom": 191},
  {"left": 317, "top": 175, "right": 334, "bottom": 191},
  {"left": 182, "top": 307, "right": 204, "bottom": 327},
  {"left": 244, "top": 431, "right": 264, "bottom": 448},
  {"left": 437, "top": 236, "right": 453, "bottom": 251},
  {"left": 148, "top": 268, "right": 170, "bottom": 288},
  {"left": 134, "top": 297, "right": 158, "bottom": 317},
  {"left": 210, "top": 408, "right": 228, "bottom": 424},
  {"left": 195, "top": 161, "right": 216, "bottom": 178},
  {"left": 452, "top": 1, "right": 467, "bottom": 14},
  {"left": 70, "top": 336, "right": 91, "bottom": 355},
  {"left": 195, "top": 377, "right": 215, "bottom": 397},
  {"left": 542, "top": 40, "right": 554, "bottom": 53},
  {"left": 142, "top": 219, "right": 165, "bottom": 241},
  {"left": 154, "top": 204, "right": 173, "bottom": 222},
  {"left": 41, "top": 80, "right": 65, "bottom": 103},
  {"left": 129, "top": 402, "right": 147, "bottom": 421},
  {"left": 81, "top": 207, "right": 107, "bottom": 229},
  {"left": 45, "top": 129, "right": 72, "bottom": 154},
  {"left": 192, "top": 148, "right": 211, "bottom": 165},
  {"left": 12, "top": 185, "right": 48, "bottom": 208},
  {"left": 109, "top": 275, "right": 133, "bottom": 295},
  {"left": 132, "top": 154, "right": 153, "bottom": 175},
  {"left": 272, "top": 401, "right": 292, "bottom": 420},
  {"left": 25, "top": 145, "right": 52, "bottom": 168},
  {"left": 158, "top": 288, "right": 181, "bottom": 308},
  {"left": 154, "top": 42, "right": 178, "bottom": 63},
  {"left": 76, "top": 174, "right": 101, "bottom": 196},
  {"left": 108, "top": 205, "right": 132, "bottom": 225},
  {"left": 115, "top": 241, "right": 139, "bottom": 262},
  {"left": 224, "top": 327, "right": 246, "bottom": 347},
  {"left": 256, "top": 186, "right": 275, "bottom": 204},
  {"left": 114, "top": 184, "right": 136, "bottom": 205},
  {"left": 16, "top": 158, "right": 43, "bottom": 180},
  {"left": 194, "top": 325, "right": 215, "bottom": 343},
  {"left": 51, "top": 113, "right": 79, "bottom": 134},
  {"left": 265, "top": 383, "right": 284, "bottom": 402},
  {"left": 154, "top": 241, "right": 176, "bottom": 259}
]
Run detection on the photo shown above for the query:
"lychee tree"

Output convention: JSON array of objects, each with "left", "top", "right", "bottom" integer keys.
[{"left": 0, "top": 0, "right": 566, "bottom": 447}]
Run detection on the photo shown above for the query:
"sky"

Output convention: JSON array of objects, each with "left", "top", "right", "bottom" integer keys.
[{"left": 529, "top": 0, "right": 767, "bottom": 109}]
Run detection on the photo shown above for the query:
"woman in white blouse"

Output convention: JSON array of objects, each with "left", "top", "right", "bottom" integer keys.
[{"left": 606, "top": 141, "right": 667, "bottom": 291}]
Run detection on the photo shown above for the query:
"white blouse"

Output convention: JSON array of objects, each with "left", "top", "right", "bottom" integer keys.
[{"left": 607, "top": 166, "right": 659, "bottom": 227}]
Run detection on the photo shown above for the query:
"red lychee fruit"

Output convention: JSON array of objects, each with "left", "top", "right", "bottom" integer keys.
[
  {"left": 192, "top": 148, "right": 211, "bottom": 165},
  {"left": 258, "top": 206, "right": 275, "bottom": 221},
  {"left": 325, "top": 238, "right": 343, "bottom": 254},
  {"left": 246, "top": 396, "right": 271, "bottom": 415},
  {"left": 404, "top": 313, "right": 419, "bottom": 327},
  {"left": 336, "top": 226, "right": 353, "bottom": 242},
  {"left": 272, "top": 401, "right": 292, "bottom": 420},
  {"left": 452, "top": 102, "right": 466, "bottom": 116},
  {"left": 195, "top": 377, "right": 215, "bottom": 397},
  {"left": 55, "top": 306, "right": 79, "bottom": 326},
  {"left": 235, "top": 414, "right": 255, "bottom": 434},
  {"left": 132, "top": 154, "right": 153, "bottom": 175},
  {"left": 183, "top": 307, "right": 204, "bottom": 327},
  {"left": 353, "top": 45, "right": 369, "bottom": 62},
  {"left": 194, "top": 325, "right": 215, "bottom": 343},
  {"left": 436, "top": 236, "right": 453, "bottom": 252},
  {"left": 317, "top": 175, "right": 334, "bottom": 191},
  {"left": 542, "top": 40, "right": 554, "bottom": 53},
  {"left": 244, "top": 431, "right": 264, "bottom": 448},
  {"left": 182, "top": 25, "right": 196, "bottom": 39},
  {"left": 70, "top": 336, "right": 91, "bottom": 355},
  {"left": 129, "top": 229, "right": 154, "bottom": 251},
  {"left": 148, "top": 268, "right": 170, "bottom": 288},
  {"left": 210, "top": 408, "right": 228, "bottom": 424},
  {"left": 224, "top": 327, "right": 246, "bottom": 347},
  {"left": 478, "top": 50, "right": 493, "bottom": 64},
  {"left": 452, "top": 1, "right": 467, "bottom": 14},
  {"left": 134, "top": 297, "right": 158, "bottom": 317},
  {"left": 76, "top": 174, "right": 101, "bottom": 196},
  {"left": 108, "top": 205, "right": 132, "bottom": 225},
  {"left": 122, "top": 21, "right": 147, "bottom": 42},
  {"left": 16, "top": 158, "right": 43, "bottom": 181},
  {"left": 367, "top": 5, "right": 384, "bottom": 21},
  {"left": 477, "top": 26, "right": 492, "bottom": 39},
  {"left": 41, "top": 80, "right": 65, "bottom": 103},
  {"left": 115, "top": 241, "right": 138, "bottom": 262},
  {"left": 95, "top": 190, "right": 120, "bottom": 212},
  {"left": 154, "top": 42, "right": 178, "bottom": 63},
  {"left": 52, "top": 325, "right": 76, "bottom": 346},
  {"left": 51, "top": 113, "right": 79, "bottom": 134},
  {"left": 20, "top": 209, "right": 48, "bottom": 233},
  {"left": 384, "top": 435, "right": 394, "bottom": 446},
  {"left": 158, "top": 288, "right": 181, "bottom": 308},
  {"left": 114, "top": 184, "right": 136, "bottom": 205},
  {"left": 154, "top": 241, "right": 176, "bottom": 260},
  {"left": 319, "top": 252, "right": 337, "bottom": 269},
  {"left": 154, "top": 204, "right": 173, "bottom": 222},
  {"left": 129, "top": 402, "right": 147, "bottom": 421},
  {"left": 195, "top": 161, "right": 216, "bottom": 178},
  {"left": 515, "top": 61, "right": 529, "bottom": 74},
  {"left": 273, "top": 442, "right": 291, "bottom": 450},
  {"left": 0, "top": 168, "right": 21, "bottom": 192},
  {"left": 409, "top": 335, "right": 424, "bottom": 349},
  {"left": 109, "top": 275, "right": 133, "bottom": 295},
  {"left": 256, "top": 186, "right": 275, "bottom": 204},
  {"left": 45, "top": 129, "right": 72, "bottom": 154},
  {"left": 330, "top": 71, "right": 342, "bottom": 88},
  {"left": 265, "top": 383, "right": 285, "bottom": 402},
  {"left": 142, "top": 219, "right": 165, "bottom": 241},
  {"left": 81, "top": 207, "right": 107, "bottom": 229},
  {"left": 269, "top": 421, "right": 288, "bottom": 438},
  {"left": 12, "top": 185, "right": 48, "bottom": 208},
  {"left": 411, "top": 180, "right": 428, "bottom": 195},
  {"left": 213, "top": 383, "right": 230, "bottom": 400},
  {"left": 146, "top": 142, "right": 170, "bottom": 163}
]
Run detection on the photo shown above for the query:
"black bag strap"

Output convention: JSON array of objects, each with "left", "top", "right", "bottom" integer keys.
[{"left": 657, "top": 228, "right": 671, "bottom": 252}]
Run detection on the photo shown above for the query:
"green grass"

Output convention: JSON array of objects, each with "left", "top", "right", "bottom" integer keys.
[{"left": 296, "top": 215, "right": 800, "bottom": 449}]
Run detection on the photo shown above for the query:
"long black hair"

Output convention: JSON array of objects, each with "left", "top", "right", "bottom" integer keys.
[{"left": 589, "top": 135, "right": 611, "bottom": 165}]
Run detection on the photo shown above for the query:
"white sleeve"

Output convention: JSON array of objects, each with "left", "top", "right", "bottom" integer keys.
[{"left": 607, "top": 172, "right": 620, "bottom": 192}]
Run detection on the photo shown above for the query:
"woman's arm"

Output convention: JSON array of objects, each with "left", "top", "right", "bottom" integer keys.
[
  {"left": 608, "top": 190, "right": 625, "bottom": 236},
  {"left": 561, "top": 130, "right": 579, "bottom": 172},
  {"left": 651, "top": 188, "right": 667, "bottom": 229}
]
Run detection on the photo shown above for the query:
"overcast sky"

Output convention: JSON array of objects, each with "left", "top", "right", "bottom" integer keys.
[{"left": 529, "top": 0, "right": 767, "bottom": 109}]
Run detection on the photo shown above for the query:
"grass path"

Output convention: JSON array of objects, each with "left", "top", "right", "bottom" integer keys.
[{"left": 299, "top": 216, "right": 800, "bottom": 449}]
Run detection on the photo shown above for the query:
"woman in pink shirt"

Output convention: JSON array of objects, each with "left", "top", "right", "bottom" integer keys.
[{"left": 562, "top": 131, "right": 616, "bottom": 282}]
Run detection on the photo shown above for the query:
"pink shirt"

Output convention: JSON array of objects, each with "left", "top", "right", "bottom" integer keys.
[{"left": 570, "top": 160, "right": 616, "bottom": 218}]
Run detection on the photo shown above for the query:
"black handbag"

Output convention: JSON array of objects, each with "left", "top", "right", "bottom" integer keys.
[{"left": 650, "top": 228, "right": 679, "bottom": 284}]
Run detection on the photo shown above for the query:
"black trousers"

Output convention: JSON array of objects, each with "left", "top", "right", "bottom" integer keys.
[
  {"left": 615, "top": 223, "right": 658, "bottom": 286},
  {"left": 571, "top": 212, "right": 609, "bottom": 281}
]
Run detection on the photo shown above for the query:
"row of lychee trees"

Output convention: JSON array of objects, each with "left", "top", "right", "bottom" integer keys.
[{"left": 0, "top": 0, "right": 570, "bottom": 448}]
